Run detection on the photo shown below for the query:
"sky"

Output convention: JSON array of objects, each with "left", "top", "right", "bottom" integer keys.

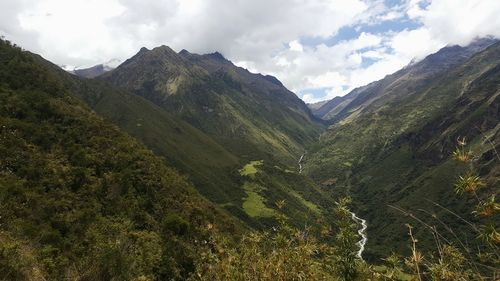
[{"left": 1, "top": 0, "right": 500, "bottom": 103}]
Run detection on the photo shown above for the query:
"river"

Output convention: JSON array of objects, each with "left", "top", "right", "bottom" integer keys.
[
  {"left": 298, "top": 153, "right": 305, "bottom": 174},
  {"left": 349, "top": 211, "right": 368, "bottom": 260}
]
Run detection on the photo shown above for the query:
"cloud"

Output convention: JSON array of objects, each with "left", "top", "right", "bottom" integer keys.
[
  {"left": 0, "top": 0, "right": 39, "bottom": 50},
  {"left": 18, "top": 0, "right": 126, "bottom": 67},
  {"left": 301, "top": 93, "right": 320, "bottom": 104},
  {"left": 6, "top": 0, "right": 371, "bottom": 68},
  {"left": 1, "top": 0, "right": 500, "bottom": 102},
  {"left": 409, "top": 0, "right": 500, "bottom": 45},
  {"left": 288, "top": 40, "right": 304, "bottom": 52}
]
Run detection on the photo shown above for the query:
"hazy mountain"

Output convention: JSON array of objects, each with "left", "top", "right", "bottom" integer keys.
[
  {"left": 68, "top": 59, "right": 122, "bottom": 78},
  {"left": 309, "top": 87, "right": 365, "bottom": 120},
  {"left": 307, "top": 100, "right": 328, "bottom": 110},
  {"left": 73, "top": 64, "right": 111, "bottom": 78}
]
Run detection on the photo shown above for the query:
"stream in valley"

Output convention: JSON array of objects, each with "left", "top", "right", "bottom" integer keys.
[{"left": 349, "top": 211, "right": 368, "bottom": 260}]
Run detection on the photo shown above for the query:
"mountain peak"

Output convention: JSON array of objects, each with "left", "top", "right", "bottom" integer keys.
[
  {"left": 205, "top": 51, "right": 226, "bottom": 61},
  {"left": 139, "top": 47, "right": 150, "bottom": 53},
  {"left": 149, "top": 45, "right": 178, "bottom": 56},
  {"left": 179, "top": 49, "right": 191, "bottom": 56}
]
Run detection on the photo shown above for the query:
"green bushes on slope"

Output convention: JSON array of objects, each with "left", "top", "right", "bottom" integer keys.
[{"left": 0, "top": 39, "right": 239, "bottom": 280}]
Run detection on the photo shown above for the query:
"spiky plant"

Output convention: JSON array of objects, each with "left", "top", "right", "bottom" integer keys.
[
  {"left": 473, "top": 195, "right": 500, "bottom": 217},
  {"left": 427, "top": 245, "right": 468, "bottom": 281},
  {"left": 477, "top": 224, "right": 500, "bottom": 246},
  {"left": 454, "top": 171, "right": 486, "bottom": 195},
  {"left": 452, "top": 137, "right": 473, "bottom": 163}
]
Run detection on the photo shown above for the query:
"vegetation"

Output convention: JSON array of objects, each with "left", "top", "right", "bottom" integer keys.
[
  {"left": 0, "top": 39, "right": 240, "bottom": 280},
  {"left": 242, "top": 182, "right": 276, "bottom": 218},
  {"left": 0, "top": 37, "right": 498, "bottom": 280},
  {"left": 306, "top": 40, "right": 500, "bottom": 259},
  {"left": 237, "top": 160, "right": 336, "bottom": 228},
  {"left": 102, "top": 45, "right": 324, "bottom": 166},
  {"left": 189, "top": 199, "right": 372, "bottom": 281},
  {"left": 376, "top": 138, "right": 499, "bottom": 280},
  {"left": 239, "top": 160, "right": 264, "bottom": 177}
]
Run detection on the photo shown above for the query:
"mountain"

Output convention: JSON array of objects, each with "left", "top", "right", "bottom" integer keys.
[
  {"left": 87, "top": 46, "right": 335, "bottom": 228},
  {"left": 101, "top": 46, "right": 323, "bottom": 165},
  {"left": 73, "top": 64, "right": 111, "bottom": 78},
  {"left": 70, "top": 59, "right": 122, "bottom": 78},
  {"left": 312, "top": 38, "right": 497, "bottom": 122},
  {"left": 309, "top": 87, "right": 364, "bottom": 120},
  {"left": 0, "top": 39, "right": 242, "bottom": 280},
  {"left": 19, "top": 48, "right": 243, "bottom": 208},
  {"left": 8, "top": 42, "right": 336, "bottom": 231},
  {"left": 305, "top": 38, "right": 500, "bottom": 259},
  {"left": 307, "top": 100, "right": 328, "bottom": 110},
  {"left": 313, "top": 38, "right": 496, "bottom": 120}
]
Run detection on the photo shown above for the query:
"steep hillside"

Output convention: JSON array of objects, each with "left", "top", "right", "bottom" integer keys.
[
  {"left": 78, "top": 79, "right": 335, "bottom": 228},
  {"left": 0, "top": 39, "right": 241, "bottom": 280},
  {"left": 307, "top": 38, "right": 497, "bottom": 178},
  {"left": 71, "top": 79, "right": 242, "bottom": 205},
  {"left": 305, "top": 39, "right": 500, "bottom": 259},
  {"left": 102, "top": 46, "right": 323, "bottom": 164},
  {"left": 19, "top": 49, "right": 243, "bottom": 208},
  {"left": 312, "top": 38, "right": 497, "bottom": 122},
  {"left": 9, "top": 42, "right": 336, "bottom": 231}
]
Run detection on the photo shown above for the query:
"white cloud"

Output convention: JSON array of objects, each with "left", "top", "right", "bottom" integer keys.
[
  {"left": 288, "top": 40, "right": 303, "bottom": 52},
  {"left": 5, "top": 0, "right": 370, "bottom": 68},
  {"left": 0, "top": 0, "right": 39, "bottom": 50},
  {"left": 301, "top": 93, "right": 319, "bottom": 103},
  {"left": 411, "top": 0, "right": 500, "bottom": 46},
  {"left": 390, "top": 28, "right": 443, "bottom": 59},
  {"left": 307, "top": 72, "right": 347, "bottom": 89},
  {"left": 1, "top": 0, "right": 500, "bottom": 102}
]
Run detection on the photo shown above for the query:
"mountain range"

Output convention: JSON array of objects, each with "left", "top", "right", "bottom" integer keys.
[
  {"left": 307, "top": 37, "right": 499, "bottom": 258},
  {"left": 0, "top": 35, "right": 498, "bottom": 279}
]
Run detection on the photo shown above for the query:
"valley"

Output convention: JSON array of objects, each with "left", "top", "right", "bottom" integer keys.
[
  {"left": 306, "top": 38, "right": 500, "bottom": 261},
  {"left": 0, "top": 35, "right": 498, "bottom": 280}
]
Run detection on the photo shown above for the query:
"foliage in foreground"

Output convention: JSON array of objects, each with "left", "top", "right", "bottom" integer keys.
[
  {"left": 382, "top": 137, "right": 499, "bottom": 280},
  {"left": 188, "top": 138, "right": 499, "bottom": 281},
  {"left": 189, "top": 199, "right": 372, "bottom": 281}
]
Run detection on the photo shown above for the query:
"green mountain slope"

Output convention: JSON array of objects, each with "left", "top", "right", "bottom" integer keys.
[
  {"left": 0, "top": 39, "right": 241, "bottom": 280},
  {"left": 16, "top": 49, "right": 244, "bottom": 208},
  {"left": 89, "top": 45, "right": 336, "bottom": 227},
  {"left": 102, "top": 46, "right": 323, "bottom": 165},
  {"left": 10, "top": 42, "right": 336, "bottom": 231},
  {"left": 80, "top": 79, "right": 334, "bottom": 228},
  {"left": 73, "top": 79, "right": 242, "bottom": 204},
  {"left": 306, "top": 39, "right": 500, "bottom": 259}
]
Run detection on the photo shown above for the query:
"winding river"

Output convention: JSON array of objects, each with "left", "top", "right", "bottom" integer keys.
[{"left": 349, "top": 211, "right": 368, "bottom": 260}]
